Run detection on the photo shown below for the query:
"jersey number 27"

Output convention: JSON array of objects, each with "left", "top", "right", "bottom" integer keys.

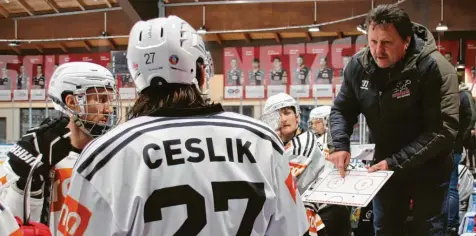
[{"left": 144, "top": 181, "right": 265, "bottom": 236}]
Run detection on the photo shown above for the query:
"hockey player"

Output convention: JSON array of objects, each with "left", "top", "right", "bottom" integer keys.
[
  {"left": 269, "top": 57, "right": 288, "bottom": 85},
  {"left": 226, "top": 58, "right": 244, "bottom": 86},
  {"left": 262, "top": 94, "right": 351, "bottom": 236},
  {"left": 248, "top": 58, "right": 265, "bottom": 86},
  {"left": 32, "top": 65, "right": 46, "bottom": 90},
  {"left": 294, "top": 56, "right": 310, "bottom": 85},
  {"left": 58, "top": 16, "right": 308, "bottom": 236},
  {"left": 0, "top": 199, "right": 22, "bottom": 235},
  {"left": 1, "top": 61, "right": 120, "bottom": 233},
  {"left": 308, "top": 106, "right": 334, "bottom": 154}
]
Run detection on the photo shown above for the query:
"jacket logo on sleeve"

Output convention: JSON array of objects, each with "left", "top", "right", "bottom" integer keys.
[
  {"left": 58, "top": 195, "right": 91, "bottom": 236},
  {"left": 392, "top": 79, "right": 411, "bottom": 99},
  {"left": 360, "top": 80, "right": 369, "bottom": 90}
]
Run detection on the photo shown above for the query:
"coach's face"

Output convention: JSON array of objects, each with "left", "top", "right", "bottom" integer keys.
[
  {"left": 368, "top": 22, "right": 410, "bottom": 69},
  {"left": 278, "top": 107, "right": 299, "bottom": 143}
]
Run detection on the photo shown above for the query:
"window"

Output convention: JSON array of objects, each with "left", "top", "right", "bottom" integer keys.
[
  {"left": 20, "top": 108, "right": 63, "bottom": 136},
  {"left": 0, "top": 118, "right": 6, "bottom": 143},
  {"left": 223, "top": 106, "right": 254, "bottom": 118}
]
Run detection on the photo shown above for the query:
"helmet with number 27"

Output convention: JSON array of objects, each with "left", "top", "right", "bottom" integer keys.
[{"left": 127, "top": 15, "right": 214, "bottom": 94}]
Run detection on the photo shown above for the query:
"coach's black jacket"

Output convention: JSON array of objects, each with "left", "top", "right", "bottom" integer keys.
[{"left": 330, "top": 23, "right": 459, "bottom": 177}]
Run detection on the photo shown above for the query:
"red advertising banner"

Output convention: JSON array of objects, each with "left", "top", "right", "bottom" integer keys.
[
  {"left": 466, "top": 40, "right": 476, "bottom": 86},
  {"left": 284, "top": 44, "right": 310, "bottom": 98},
  {"left": 0, "top": 53, "right": 112, "bottom": 102},
  {"left": 355, "top": 35, "right": 367, "bottom": 53},
  {"left": 223, "top": 47, "right": 245, "bottom": 99},
  {"left": 306, "top": 41, "right": 332, "bottom": 98},
  {"left": 331, "top": 37, "right": 354, "bottom": 95},
  {"left": 242, "top": 47, "right": 264, "bottom": 99},
  {"left": 260, "top": 45, "right": 287, "bottom": 98},
  {"left": 23, "top": 55, "right": 45, "bottom": 101},
  {"left": 437, "top": 40, "right": 459, "bottom": 65}
]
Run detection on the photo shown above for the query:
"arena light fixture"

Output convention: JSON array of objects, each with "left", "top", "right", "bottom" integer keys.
[
  {"left": 197, "top": 6, "right": 208, "bottom": 34},
  {"left": 435, "top": 0, "right": 448, "bottom": 32},
  {"left": 436, "top": 22, "right": 448, "bottom": 32},
  {"left": 197, "top": 26, "right": 207, "bottom": 35},
  {"left": 308, "top": 1, "right": 320, "bottom": 32},
  {"left": 357, "top": 24, "right": 366, "bottom": 34},
  {"left": 8, "top": 41, "right": 19, "bottom": 47}
]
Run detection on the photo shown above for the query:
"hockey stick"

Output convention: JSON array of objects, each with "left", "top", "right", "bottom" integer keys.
[{"left": 23, "top": 155, "right": 43, "bottom": 225}]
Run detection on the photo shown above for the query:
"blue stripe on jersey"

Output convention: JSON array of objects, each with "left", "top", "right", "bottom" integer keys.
[
  {"left": 79, "top": 120, "right": 284, "bottom": 181},
  {"left": 77, "top": 114, "right": 280, "bottom": 176}
]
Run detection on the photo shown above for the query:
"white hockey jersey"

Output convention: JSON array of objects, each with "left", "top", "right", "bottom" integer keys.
[
  {"left": 285, "top": 130, "right": 335, "bottom": 235},
  {"left": 58, "top": 108, "right": 309, "bottom": 236},
  {"left": 0, "top": 200, "right": 21, "bottom": 236}
]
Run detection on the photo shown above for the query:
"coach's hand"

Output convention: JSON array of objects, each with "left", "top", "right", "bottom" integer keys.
[
  {"left": 367, "top": 160, "right": 389, "bottom": 173},
  {"left": 326, "top": 151, "right": 350, "bottom": 177}
]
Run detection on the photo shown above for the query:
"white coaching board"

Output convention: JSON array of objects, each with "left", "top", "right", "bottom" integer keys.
[{"left": 302, "top": 169, "right": 393, "bottom": 207}]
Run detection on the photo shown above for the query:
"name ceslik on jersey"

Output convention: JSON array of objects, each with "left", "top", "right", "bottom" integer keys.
[
  {"left": 10, "top": 144, "right": 43, "bottom": 167},
  {"left": 143, "top": 138, "right": 256, "bottom": 169}
]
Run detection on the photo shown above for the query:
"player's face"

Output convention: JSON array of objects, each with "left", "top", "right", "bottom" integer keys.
[
  {"left": 297, "top": 57, "right": 303, "bottom": 66},
  {"left": 231, "top": 60, "right": 237, "bottom": 69},
  {"left": 279, "top": 107, "right": 299, "bottom": 142},
  {"left": 311, "top": 118, "right": 326, "bottom": 135},
  {"left": 1, "top": 68, "right": 6, "bottom": 77},
  {"left": 20, "top": 66, "right": 25, "bottom": 73},
  {"left": 319, "top": 58, "right": 327, "bottom": 67},
  {"left": 444, "top": 53, "right": 452, "bottom": 63},
  {"left": 368, "top": 22, "right": 410, "bottom": 69},
  {"left": 37, "top": 65, "right": 42, "bottom": 74},
  {"left": 83, "top": 87, "right": 114, "bottom": 125},
  {"left": 274, "top": 60, "right": 281, "bottom": 69},
  {"left": 252, "top": 62, "right": 259, "bottom": 69}
]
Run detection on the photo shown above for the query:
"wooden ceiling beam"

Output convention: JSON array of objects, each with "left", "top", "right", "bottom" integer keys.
[
  {"left": 215, "top": 34, "right": 222, "bottom": 45},
  {"left": 83, "top": 41, "right": 92, "bottom": 51},
  {"left": 59, "top": 43, "right": 68, "bottom": 53},
  {"left": 273, "top": 32, "right": 281, "bottom": 44},
  {"left": 0, "top": 4, "right": 9, "bottom": 18},
  {"left": 104, "top": 0, "right": 112, "bottom": 8},
  {"left": 44, "top": 0, "right": 60, "bottom": 13},
  {"left": 305, "top": 32, "right": 312, "bottom": 42},
  {"left": 243, "top": 33, "right": 252, "bottom": 43},
  {"left": 16, "top": 0, "right": 35, "bottom": 16},
  {"left": 35, "top": 45, "right": 44, "bottom": 54},
  {"left": 73, "top": 0, "right": 86, "bottom": 11},
  {"left": 107, "top": 38, "right": 117, "bottom": 50},
  {"left": 10, "top": 47, "right": 20, "bottom": 55}
]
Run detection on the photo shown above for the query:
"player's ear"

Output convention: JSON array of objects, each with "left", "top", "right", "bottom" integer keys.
[{"left": 64, "top": 94, "right": 77, "bottom": 110}]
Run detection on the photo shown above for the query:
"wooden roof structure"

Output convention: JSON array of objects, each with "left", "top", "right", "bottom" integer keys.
[{"left": 0, "top": 0, "right": 474, "bottom": 55}]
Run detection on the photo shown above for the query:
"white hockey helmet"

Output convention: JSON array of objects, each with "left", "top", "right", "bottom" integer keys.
[
  {"left": 263, "top": 93, "right": 300, "bottom": 115},
  {"left": 48, "top": 62, "right": 121, "bottom": 137},
  {"left": 127, "top": 15, "right": 214, "bottom": 93},
  {"left": 308, "top": 105, "right": 332, "bottom": 128}
]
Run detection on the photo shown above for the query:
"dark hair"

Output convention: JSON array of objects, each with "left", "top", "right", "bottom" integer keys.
[
  {"left": 298, "top": 55, "right": 304, "bottom": 60},
  {"left": 253, "top": 58, "right": 260, "bottom": 63},
  {"left": 129, "top": 83, "right": 209, "bottom": 118},
  {"left": 365, "top": 4, "right": 413, "bottom": 40},
  {"left": 129, "top": 59, "right": 212, "bottom": 118}
]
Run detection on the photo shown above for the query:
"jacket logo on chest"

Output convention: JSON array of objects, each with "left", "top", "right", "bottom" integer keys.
[
  {"left": 392, "top": 79, "right": 411, "bottom": 99},
  {"left": 360, "top": 80, "right": 369, "bottom": 90}
]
